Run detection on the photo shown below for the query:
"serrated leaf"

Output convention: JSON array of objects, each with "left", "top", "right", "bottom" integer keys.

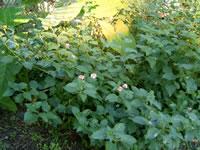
[
  {"left": 23, "top": 62, "right": 33, "bottom": 70},
  {"left": 105, "top": 94, "right": 118, "bottom": 102},
  {"left": 146, "top": 128, "right": 160, "bottom": 139},
  {"left": 185, "top": 78, "right": 197, "bottom": 93},
  {"left": 39, "top": 92, "right": 48, "bottom": 100},
  {"left": 105, "top": 141, "right": 117, "bottom": 150},
  {"left": 42, "top": 101, "right": 51, "bottom": 112},
  {"left": 131, "top": 116, "right": 148, "bottom": 125},
  {"left": 39, "top": 113, "right": 49, "bottom": 122},
  {"left": 79, "top": 94, "right": 87, "bottom": 102},
  {"left": 91, "top": 128, "right": 107, "bottom": 140},
  {"left": 24, "top": 111, "right": 38, "bottom": 123},
  {"left": 115, "top": 133, "right": 137, "bottom": 147},
  {"left": 55, "top": 104, "right": 66, "bottom": 113},
  {"left": 113, "top": 123, "right": 126, "bottom": 132},
  {"left": 63, "top": 82, "right": 79, "bottom": 93},
  {"left": 162, "top": 72, "right": 176, "bottom": 80},
  {"left": 83, "top": 89, "right": 97, "bottom": 98},
  {"left": 44, "top": 76, "right": 56, "bottom": 88},
  {"left": 42, "top": 32, "right": 57, "bottom": 39},
  {"left": 147, "top": 57, "right": 157, "bottom": 69},
  {"left": 72, "top": 106, "right": 80, "bottom": 115},
  {"left": 23, "top": 92, "right": 32, "bottom": 101},
  {"left": 165, "top": 83, "right": 176, "bottom": 97},
  {"left": 14, "top": 93, "right": 24, "bottom": 104}
]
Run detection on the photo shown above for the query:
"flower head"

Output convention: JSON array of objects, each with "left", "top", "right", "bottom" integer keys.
[
  {"left": 122, "top": 84, "right": 128, "bottom": 89},
  {"left": 65, "top": 43, "right": 70, "bottom": 49},
  {"left": 187, "top": 107, "right": 192, "bottom": 111},
  {"left": 118, "top": 86, "right": 123, "bottom": 92},
  {"left": 78, "top": 75, "right": 85, "bottom": 80},
  {"left": 90, "top": 73, "right": 97, "bottom": 79}
]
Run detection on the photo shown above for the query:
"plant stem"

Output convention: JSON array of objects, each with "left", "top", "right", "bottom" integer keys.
[{"left": 5, "top": 0, "right": 11, "bottom": 9}]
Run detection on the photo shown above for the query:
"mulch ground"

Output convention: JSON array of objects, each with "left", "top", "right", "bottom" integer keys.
[{"left": 0, "top": 110, "right": 89, "bottom": 150}]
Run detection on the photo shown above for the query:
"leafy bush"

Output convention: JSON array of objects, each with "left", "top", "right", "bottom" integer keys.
[{"left": 0, "top": 0, "right": 200, "bottom": 150}]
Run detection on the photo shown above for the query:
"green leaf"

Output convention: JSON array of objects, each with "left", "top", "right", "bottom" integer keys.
[
  {"left": 146, "top": 128, "right": 160, "bottom": 139},
  {"left": 105, "top": 141, "right": 117, "bottom": 150},
  {"left": 105, "top": 94, "right": 118, "bottom": 102},
  {"left": 42, "top": 32, "right": 57, "bottom": 39},
  {"left": 113, "top": 123, "right": 125, "bottom": 132},
  {"left": 44, "top": 76, "right": 56, "bottom": 88},
  {"left": 165, "top": 83, "right": 176, "bottom": 97},
  {"left": 131, "top": 116, "right": 148, "bottom": 125},
  {"left": 79, "top": 94, "right": 87, "bottom": 102},
  {"left": 39, "top": 113, "right": 49, "bottom": 122},
  {"left": 115, "top": 133, "right": 137, "bottom": 147},
  {"left": 39, "top": 92, "right": 48, "bottom": 100},
  {"left": 72, "top": 106, "right": 80, "bottom": 115},
  {"left": 23, "top": 92, "right": 32, "bottom": 101},
  {"left": 0, "top": 7, "right": 30, "bottom": 26},
  {"left": 46, "top": 112, "right": 62, "bottom": 126},
  {"left": 3, "top": 88, "right": 14, "bottom": 97},
  {"left": 185, "top": 78, "right": 197, "bottom": 93},
  {"left": 42, "top": 101, "right": 51, "bottom": 112},
  {"left": 91, "top": 128, "right": 107, "bottom": 140},
  {"left": 83, "top": 89, "right": 97, "bottom": 98},
  {"left": 0, "top": 97, "right": 17, "bottom": 112},
  {"left": 14, "top": 93, "right": 24, "bottom": 104},
  {"left": 48, "top": 42, "right": 59, "bottom": 50},
  {"left": 64, "top": 82, "right": 79, "bottom": 93},
  {"left": 23, "top": 62, "right": 33, "bottom": 70},
  {"left": 162, "top": 72, "right": 176, "bottom": 80},
  {"left": 55, "top": 104, "right": 66, "bottom": 113},
  {"left": 18, "top": 82, "right": 27, "bottom": 90},
  {"left": 30, "top": 88, "right": 39, "bottom": 96},
  {"left": 24, "top": 111, "right": 38, "bottom": 123},
  {"left": 147, "top": 57, "right": 157, "bottom": 69},
  {"left": 30, "top": 80, "right": 39, "bottom": 89},
  {"left": 0, "top": 57, "right": 21, "bottom": 97}
]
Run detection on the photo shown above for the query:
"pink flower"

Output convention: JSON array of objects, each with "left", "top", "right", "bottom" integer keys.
[
  {"left": 65, "top": 43, "right": 70, "bottom": 49},
  {"left": 118, "top": 86, "right": 123, "bottom": 92},
  {"left": 78, "top": 75, "right": 85, "bottom": 80},
  {"left": 90, "top": 73, "right": 97, "bottom": 79},
  {"left": 122, "top": 84, "right": 128, "bottom": 89},
  {"left": 187, "top": 107, "right": 192, "bottom": 111}
]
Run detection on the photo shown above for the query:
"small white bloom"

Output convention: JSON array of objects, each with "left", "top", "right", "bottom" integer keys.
[
  {"left": 154, "top": 133, "right": 158, "bottom": 137},
  {"left": 90, "top": 73, "right": 97, "bottom": 79},
  {"left": 65, "top": 43, "right": 70, "bottom": 49},
  {"left": 118, "top": 86, "right": 123, "bottom": 92},
  {"left": 78, "top": 75, "right": 85, "bottom": 80},
  {"left": 187, "top": 107, "right": 192, "bottom": 111},
  {"left": 122, "top": 84, "right": 128, "bottom": 89}
]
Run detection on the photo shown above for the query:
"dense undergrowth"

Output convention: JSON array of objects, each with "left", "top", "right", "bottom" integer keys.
[{"left": 0, "top": 0, "right": 200, "bottom": 150}]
